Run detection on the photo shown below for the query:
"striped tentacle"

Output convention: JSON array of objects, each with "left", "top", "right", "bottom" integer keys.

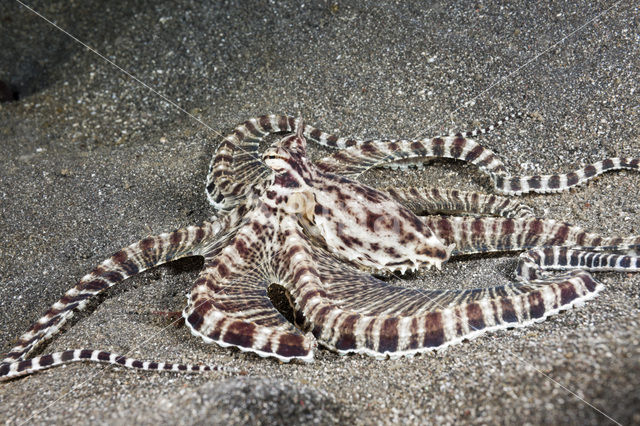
[
  {"left": 314, "top": 135, "right": 509, "bottom": 178},
  {"left": 206, "top": 116, "right": 275, "bottom": 211},
  {"left": 184, "top": 272, "right": 315, "bottom": 363},
  {"left": 310, "top": 112, "right": 521, "bottom": 150},
  {"left": 0, "top": 349, "right": 235, "bottom": 381},
  {"left": 298, "top": 247, "right": 602, "bottom": 358},
  {"left": 422, "top": 215, "right": 640, "bottom": 256},
  {"left": 491, "top": 157, "right": 640, "bottom": 195},
  {"left": 516, "top": 247, "right": 640, "bottom": 282},
  {"left": 309, "top": 117, "right": 638, "bottom": 195},
  {"left": 443, "top": 111, "right": 525, "bottom": 139},
  {"left": 315, "top": 112, "right": 525, "bottom": 177},
  {"left": 2, "top": 220, "right": 223, "bottom": 365},
  {"left": 385, "top": 187, "right": 534, "bottom": 219},
  {"left": 184, "top": 211, "right": 315, "bottom": 363}
]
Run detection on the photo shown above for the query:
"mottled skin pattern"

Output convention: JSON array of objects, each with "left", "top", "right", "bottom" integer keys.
[{"left": 2, "top": 115, "right": 640, "bottom": 380}]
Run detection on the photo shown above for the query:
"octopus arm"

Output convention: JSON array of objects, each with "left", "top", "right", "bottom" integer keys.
[
  {"left": 299, "top": 248, "right": 606, "bottom": 358},
  {"left": 184, "top": 233, "right": 315, "bottom": 362},
  {"left": 1, "top": 220, "right": 225, "bottom": 379}
]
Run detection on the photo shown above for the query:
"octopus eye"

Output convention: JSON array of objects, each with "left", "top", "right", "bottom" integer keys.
[
  {"left": 262, "top": 145, "right": 291, "bottom": 168},
  {"left": 264, "top": 158, "right": 288, "bottom": 172},
  {"left": 263, "top": 149, "right": 291, "bottom": 172}
]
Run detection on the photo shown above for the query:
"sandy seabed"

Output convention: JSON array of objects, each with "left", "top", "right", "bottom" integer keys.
[{"left": 1, "top": 1, "right": 639, "bottom": 424}]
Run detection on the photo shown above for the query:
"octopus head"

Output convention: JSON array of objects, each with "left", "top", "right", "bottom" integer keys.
[
  {"left": 261, "top": 118, "right": 317, "bottom": 217},
  {"left": 262, "top": 117, "right": 309, "bottom": 176}
]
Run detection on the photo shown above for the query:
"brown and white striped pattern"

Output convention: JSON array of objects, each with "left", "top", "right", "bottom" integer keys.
[
  {"left": 207, "top": 114, "right": 380, "bottom": 212},
  {"left": 1, "top": 220, "right": 225, "bottom": 380},
  {"left": 295, "top": 246, "right": 607, "bottom": 358},
  {"left": 516, "top": 247, "right": 640, "bottom": 282},
  {"left": 385, "top": 187, "right": 535, "bottom": 219},
  {"left": 206, "top": 113, "right": 523, "bottom": 212},
  {"left": 315, "top": 136, "right": 510, "bottom": 178},
  {"left": 307, "top": 120, "right": 639, "bottom": 196},
  {"left": 444, "top": 111, "right": 524, "bottom": 139},
  {"left": 422, "top": 215, "right": 640, "bottom": 256},
  {"left": 0, "top": 349, "right": 235, "bottom": 381},
  {"left": 316, "top": 137, "right": 639, "bottom": 195},
  {"left": 3, "top": 114, "right": 639, "bottom": 381},
  {"left": 492, "top": 157, "right": 640, "bottom": 195},
  {"left": 183, "top": 209, "right": 316, "bottom": 362}
]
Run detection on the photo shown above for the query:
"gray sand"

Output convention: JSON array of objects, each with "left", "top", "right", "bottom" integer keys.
[{"left": 1, "top": 0, "right": 639, "bottom": 424}]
